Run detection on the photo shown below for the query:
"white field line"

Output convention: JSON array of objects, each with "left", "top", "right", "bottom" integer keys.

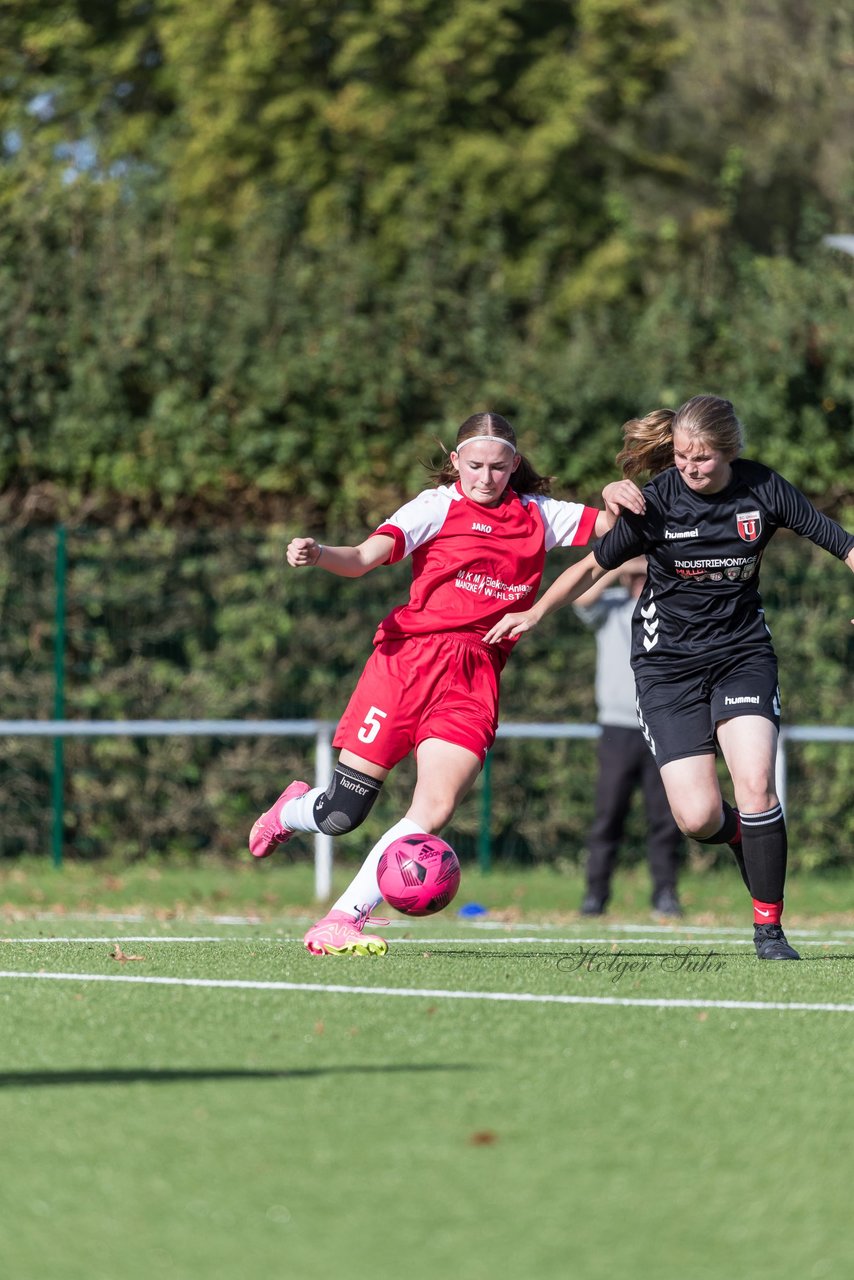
[
  {"left": 466, "top": 920, "right": 854, "bottom": 939},
  {"left": 0, "top": 968, "right": 853, "bottom": 1013},
  {"left": 12, "top": 911, "right": 854, "bottom": 940},
  {"left": 2, "top": 934, "right": 853, "bottom": 949}
]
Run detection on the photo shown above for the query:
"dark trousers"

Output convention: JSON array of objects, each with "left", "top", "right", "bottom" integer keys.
[{"left": 585, "top": 725, "right": 683, "bottom": 901}]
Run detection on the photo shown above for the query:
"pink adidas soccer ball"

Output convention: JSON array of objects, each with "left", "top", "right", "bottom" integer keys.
[{"left": 377, "top": 834, "right": 462, "bottom": 917}]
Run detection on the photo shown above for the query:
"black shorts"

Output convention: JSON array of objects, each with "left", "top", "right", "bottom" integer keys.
[{"left": 634, "top": 649, "right": 781, "bottom": 769}]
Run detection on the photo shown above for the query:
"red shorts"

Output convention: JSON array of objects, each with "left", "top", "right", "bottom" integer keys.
[{"left": 333, "top": 633, "right": 503, "bottom": 769}]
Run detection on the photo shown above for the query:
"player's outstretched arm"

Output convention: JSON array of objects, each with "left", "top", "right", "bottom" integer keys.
[
  {"left": 573, "top": 555, "right": 647, "bottom": 608},
  {"left": 484, "top": 551, "right": 607, "bottom": 644},
  {"left": 287, "top": 533, "right": 395, "bottom": 578}
]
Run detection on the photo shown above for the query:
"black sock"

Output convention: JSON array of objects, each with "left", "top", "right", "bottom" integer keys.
[
  {"left": 740, "top": 804, "right": 787, "bottom": 904},
  {"left": 725, "top": 807, "right": 750, "bottom": 891},
  {"left": 692, "top": 801, "right": 740, "bottom": 846},
  {"left": 693, "top": 802, "right": 750, "bottom": 890}
]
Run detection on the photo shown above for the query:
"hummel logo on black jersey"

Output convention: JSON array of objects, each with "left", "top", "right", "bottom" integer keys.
[{"left": 665, "top": 527, "right": 699, "bottom": 539}]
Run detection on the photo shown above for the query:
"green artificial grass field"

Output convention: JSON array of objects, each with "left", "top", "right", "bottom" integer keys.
[{"left": 2, "top": 860, "right": 853, "bottom": 1280}]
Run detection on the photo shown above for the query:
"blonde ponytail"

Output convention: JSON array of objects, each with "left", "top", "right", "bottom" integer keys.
[{"left": 616, "top": 409, "right": 677, "bottom": 481}]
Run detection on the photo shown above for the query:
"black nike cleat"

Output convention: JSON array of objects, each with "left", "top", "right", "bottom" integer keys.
[{"left": 754, "top": 924, "right": 800, "bottom": 961}]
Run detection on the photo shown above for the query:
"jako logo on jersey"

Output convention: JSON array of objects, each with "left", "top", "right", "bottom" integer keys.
[
  {"left": 665, "top": 527, "right": 699, "bottom": 539},
  {"left": 736, "top": 510, "right": 762, "bottom": 542},
  {"left": 471, "top": 522, "right": 492, "bottom": 533}
]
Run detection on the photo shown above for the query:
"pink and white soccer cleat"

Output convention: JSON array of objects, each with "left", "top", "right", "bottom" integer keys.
[
  {"left": 303, "top": 908, "right": 389, "bottom": 957},
  {"left": 249, "top": 780, "right": 311, "bottom": 859}
]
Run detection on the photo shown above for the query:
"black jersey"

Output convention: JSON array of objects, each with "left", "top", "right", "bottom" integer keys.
[{"left": 593, "top": 459, "right": 854, "bottom": 672}]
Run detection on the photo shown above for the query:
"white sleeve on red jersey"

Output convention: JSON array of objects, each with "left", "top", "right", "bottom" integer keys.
[
  {"left": 524, "top": 495, "right": 599, "bottom": 550},
  {"left": 373, "top": 485, "right": 458, "bottom": 563}
]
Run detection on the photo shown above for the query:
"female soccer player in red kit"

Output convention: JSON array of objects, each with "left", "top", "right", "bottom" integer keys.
[
  {"left": 485, "top": 396, "right": 854, "bottom": 960},
  {"left": 249, "top": 411, "right": 644, "bottom": 955}
]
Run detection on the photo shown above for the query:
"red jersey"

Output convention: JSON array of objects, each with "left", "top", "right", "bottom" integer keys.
[{"left": 373, "top": 483, "right": 598, "bottom": 652}]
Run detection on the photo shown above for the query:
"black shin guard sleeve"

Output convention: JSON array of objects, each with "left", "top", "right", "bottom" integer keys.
[{"left": 313, "top": 764, "right": 383, "bottom": 836}]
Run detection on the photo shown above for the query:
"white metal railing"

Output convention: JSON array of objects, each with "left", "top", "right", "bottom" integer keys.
[{"left": 0, "top": 719, "right": 851, "bottom": 898}]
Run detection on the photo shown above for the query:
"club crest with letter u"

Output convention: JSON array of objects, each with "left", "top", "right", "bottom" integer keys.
[{"left": 736, "top": 510, "right": 762, "bottom": 542}]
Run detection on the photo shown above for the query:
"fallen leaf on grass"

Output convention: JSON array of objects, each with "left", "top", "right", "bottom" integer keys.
[
  {"left": 468, "top": 1131, "right": 498, "bottom": 1146},
  {"left": 110, "top": 943, "right": 145, "bottom": 963}
]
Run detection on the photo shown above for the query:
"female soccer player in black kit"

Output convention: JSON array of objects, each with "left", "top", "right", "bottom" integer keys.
[{"left": 485, "top": 395, "right": 854, "bottom": 960}]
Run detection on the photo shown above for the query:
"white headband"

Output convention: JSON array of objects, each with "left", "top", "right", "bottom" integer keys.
[{"left": 455, "top": 435, "right": 517, "bottom": 454}]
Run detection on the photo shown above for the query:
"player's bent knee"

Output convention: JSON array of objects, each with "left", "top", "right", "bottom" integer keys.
[
  {"left": 313, "top": 764, "right": 383, "bottom": 836},
  {"left": 671, "top": 807, "right": 722, "bottom": 840}
]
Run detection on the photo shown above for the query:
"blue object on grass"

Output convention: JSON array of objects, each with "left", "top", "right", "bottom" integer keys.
[{"left": 458, "top": 902, "right": 488, "bottom": 917}]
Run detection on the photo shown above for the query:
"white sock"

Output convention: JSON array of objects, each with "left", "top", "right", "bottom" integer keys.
[
  {"left": 279, "top": 787, "right": 323, "bottom": 833},
  {"left": 332, "top": 818, "right": 423, "bottom": 918}
]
